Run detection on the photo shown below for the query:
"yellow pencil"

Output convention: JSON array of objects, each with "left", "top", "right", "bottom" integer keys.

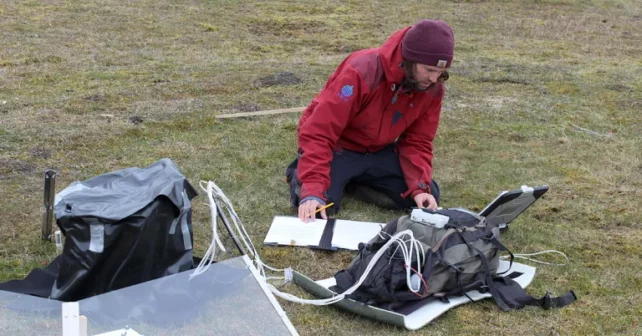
[{"left": 315, "top": 202, "right": 335, "bottom": 214}]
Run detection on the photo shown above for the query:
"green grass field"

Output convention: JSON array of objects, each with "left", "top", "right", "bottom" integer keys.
[{"left": 1, "top": 0, "right": 641, "bottom": 335}]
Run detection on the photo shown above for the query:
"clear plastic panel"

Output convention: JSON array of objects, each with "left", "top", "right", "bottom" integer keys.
[
  {"left": 0, "top": 289, "right": 63, "bottom": 335},
  {"left": 0, "top": 256, "right": 294, "bottom": 336},
  {"left": 79, "top": 256, "right": 294, "bottom": 336}
]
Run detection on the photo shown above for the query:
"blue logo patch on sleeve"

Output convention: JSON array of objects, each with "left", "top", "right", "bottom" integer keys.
[{"left": 338, "top": 85, "right": 354, "bottom": 102}]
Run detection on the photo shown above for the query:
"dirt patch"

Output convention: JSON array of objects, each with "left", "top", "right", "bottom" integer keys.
[
  {"left": 129, "top": 116, "right": 144, "bottom": 125},
  {"left": 254, "top": 72, "right": 302, "bottom": 87},
  {"left": 85, "top": 94, "right": 106, "bottom": 102},
  {"left": 476, "top": 76, "right": 530, "bottom": 85},
  {"left": 29, "top": 147, "right": 53, "bottom": 159},
  {"left": 605, "top": 84, "right": 633, "bottom": 92},
  {"left": 509, "top": 133, "right": 526, "bottom": 142},
  {"left": 235, "top": 103, "right": 262, "bottom": 112},
  {"left": 0, "top": 158, "right": 37, "bottom": 176},
  {"left": 486, "top": 96, "right": 518, "bottom": 109},
  {"left": 495, "top": 63, "right": 533, "bottom": 73},
  {"left": 248, "top": 18, "right": 327, "bottom": 37}
]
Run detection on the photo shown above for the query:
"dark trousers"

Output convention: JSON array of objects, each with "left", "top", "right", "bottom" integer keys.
[{"left": 286, "top": 145, "right": 440, "bottom": 213}]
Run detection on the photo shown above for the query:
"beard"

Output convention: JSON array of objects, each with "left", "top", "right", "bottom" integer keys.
[
  {"left": 400, "top": 75, "right": 433, "bottom": 92},
  {"left": 401, "top": 61, "right": 433, "bottom": 92}
]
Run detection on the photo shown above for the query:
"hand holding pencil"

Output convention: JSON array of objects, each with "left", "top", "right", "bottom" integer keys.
[
  {"left": 298, "top": 199, "right": 335, "bottom": 223},
  {"left": 315, "top": 202, "right": 334, "bottom": 214}
]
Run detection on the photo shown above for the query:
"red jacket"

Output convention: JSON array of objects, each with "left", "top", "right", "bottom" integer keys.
[{"left": 297, "top": 26, "right": 444, "bottom": 202}]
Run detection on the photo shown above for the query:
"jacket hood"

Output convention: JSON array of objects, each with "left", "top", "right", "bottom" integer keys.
[{"left": 378, "top": 26, "right": 411, "bottom": 85}]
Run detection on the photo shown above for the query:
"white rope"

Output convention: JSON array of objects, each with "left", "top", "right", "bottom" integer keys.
[
  {"left": 191, "top": 180, "right": 427, "bottom": 305},
  {"left": 501, "top": 250, "right": 569, "bottom": 266}
]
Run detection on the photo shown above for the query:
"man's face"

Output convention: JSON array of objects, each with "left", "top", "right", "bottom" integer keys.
[{"left": 412, "top": 63, "right": 449, "bottom": 90}]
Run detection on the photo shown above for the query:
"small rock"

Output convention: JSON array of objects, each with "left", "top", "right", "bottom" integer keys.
[
  {"left": 100, "top": 114, "right": 115, "bottom": 119},
  {"left": 1, "top": 101, "right": 6, "bottom": 104}
]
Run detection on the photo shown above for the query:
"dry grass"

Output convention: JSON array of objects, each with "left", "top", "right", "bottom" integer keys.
[{"left": 1, "top": 0, "right": 641, "bottom": 335}]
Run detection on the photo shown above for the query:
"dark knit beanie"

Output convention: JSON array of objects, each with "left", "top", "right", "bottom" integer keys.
[{"left": 401, "top": 20, "right": 455, "bottom": 68}]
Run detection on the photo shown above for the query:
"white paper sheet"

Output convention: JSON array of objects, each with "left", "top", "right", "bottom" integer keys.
[
  {"left": 264, "top": 216, "right": 326, "bottom": 247},
  {"left": 331, "top": 219, "right": 384, "bottom": 250},
  {"left": 263, "top": 216, "right": 384, "bottom": 250}
]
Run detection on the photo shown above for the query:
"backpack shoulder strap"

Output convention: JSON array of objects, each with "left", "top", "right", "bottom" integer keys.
[{"left": 489, "top": 275, "right": 577, "bottom": 310}]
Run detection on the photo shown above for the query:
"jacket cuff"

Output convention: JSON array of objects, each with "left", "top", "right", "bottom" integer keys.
[
  {"left": 401, "top": 183, "right": 432, "bottom": 199},
  {"left": 299, "top": 196, "right": 326, "bottom": 205},
  {"left": 300, "top": 182, "right": 326, "bottom": 202}
]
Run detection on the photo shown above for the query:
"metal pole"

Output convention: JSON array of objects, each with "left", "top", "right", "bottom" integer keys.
[{"left": 42, "top": 170, "right": 56, "bottom": 241}]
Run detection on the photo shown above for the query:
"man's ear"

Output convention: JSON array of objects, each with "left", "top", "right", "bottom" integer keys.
[{"left": 438, "top": 71, "right": 449, "bottom": 82}]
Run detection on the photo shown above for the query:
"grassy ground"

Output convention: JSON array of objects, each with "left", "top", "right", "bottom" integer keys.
[{"left": 1, "top": 0, "right": 641, "bottom": 335}]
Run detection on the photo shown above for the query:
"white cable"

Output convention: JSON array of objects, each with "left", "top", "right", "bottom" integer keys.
[
  {"left": 197, "top": 180, "right": 281, "bottom": 281},
  {"left": 266, "top": 229, "right": 423, "bottom": 305},
  {"left": 205, "top": 181, "right": 256, "bottom": 256},
  {"left": 192, "top": 180, "right": 427, "bottom": 305},
  {"left": 189, "top": 182, "right": 228, "bottom": 280},
  {"left": 501, "top": 250, "right": 569, "bottom": 266},
  {"left": 376, "top": 231, "right": 425, "bottom": 292}
]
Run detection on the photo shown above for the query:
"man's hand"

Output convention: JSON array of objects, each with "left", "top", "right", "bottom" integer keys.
[
  {"left": 414, "top": 193, "right": 437, "bottom": 210},
  {"left": 298, "top": 199, "right": 328, "bottom": 222}
]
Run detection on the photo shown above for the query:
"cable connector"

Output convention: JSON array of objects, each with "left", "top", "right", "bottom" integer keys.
[{"left": 284, "top": 267, "right": 294, "bottom": 284}]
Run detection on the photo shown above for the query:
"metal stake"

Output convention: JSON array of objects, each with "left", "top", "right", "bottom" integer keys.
[{"left": 42, "top": 170, "right": 56, "bottom": 241}]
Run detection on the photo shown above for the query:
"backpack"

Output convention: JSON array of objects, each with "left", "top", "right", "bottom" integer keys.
[{"left": 331, "top": 208, "right": 577, "bottom": 311}]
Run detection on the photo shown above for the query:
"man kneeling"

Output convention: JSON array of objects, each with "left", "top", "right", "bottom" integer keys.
[{"left": 286, "top": 20, "right": 454, "bottom": 222}]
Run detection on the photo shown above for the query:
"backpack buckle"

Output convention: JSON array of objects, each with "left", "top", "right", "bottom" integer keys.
[{"left": 542, "top": 292, "right": 553, "bottom": 309}]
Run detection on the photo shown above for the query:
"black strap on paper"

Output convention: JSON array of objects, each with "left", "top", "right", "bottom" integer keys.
[{"left": 317, "top": 218, "right": 337, "bottom": 250}]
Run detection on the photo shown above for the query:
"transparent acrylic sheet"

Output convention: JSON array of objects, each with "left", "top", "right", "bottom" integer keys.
[
  {"left": 0, "top": 289, "right": 62, "bottom": 335},
  {"left": 0, "top": 256, "right": 296, "bottom": 336}
]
